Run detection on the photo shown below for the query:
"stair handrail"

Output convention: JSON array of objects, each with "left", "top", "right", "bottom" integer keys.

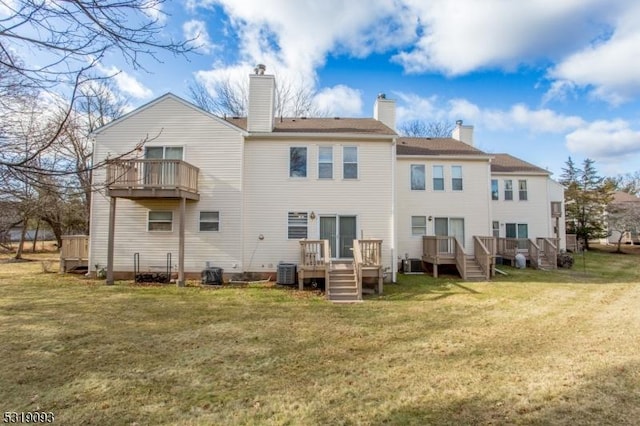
[
  {"left": 353, "top": 240, "right": 363, "bottom": 300},
  {"left": 453, "top": 237, "right": 466, "bottom": 280},
  {"left": 528, "top": 238, "right": 541, "bottom": 269},
  {"left": 473, "top": 236, "right": 492, "bottom": 280},
  {"left": 542, "top": 238, "right": 558, "bottom": 269}
]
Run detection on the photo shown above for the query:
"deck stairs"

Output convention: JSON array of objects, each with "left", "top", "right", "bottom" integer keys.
[
  {"left": 464, "top": 256, "right": 488, "bottom": 281},
  {"left": 327, "top": 261, "right": 361, "bottom": 303}
]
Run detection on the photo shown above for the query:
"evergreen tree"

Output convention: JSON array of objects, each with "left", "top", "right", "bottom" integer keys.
[{"left": 561, "top": 157, "right": 614, "bottom": 249}]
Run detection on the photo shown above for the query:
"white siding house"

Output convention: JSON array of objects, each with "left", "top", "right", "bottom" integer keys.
[
  {"left": 490, "top": 154, "right": 566, "bottom": 250},
  {"left": 89, "top": 94, "right": 245, "bottom": 280},
  {"left": 88, "top": 68, "right": 566, "bottom": 291}
]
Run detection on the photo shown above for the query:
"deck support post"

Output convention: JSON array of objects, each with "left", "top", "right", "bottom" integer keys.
[
  {"left": 377, "top": 268, "right": 383, "bottom": 294},
  {"left": 106, "top": 196, "right": 116, "bottom": 285},
  {"left": 433, "top": 263, "right": 438, "bottom": 278},
  {"left": 178, "top": 196, "right": 186, "bottom": 287}
]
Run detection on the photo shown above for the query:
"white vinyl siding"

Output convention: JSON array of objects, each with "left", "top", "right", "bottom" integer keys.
[
  {"left": 411, "top": 165, "right": 425, "bottom": 190},
  {"left": 89, "top": 95, "right": 244, "bottom": 274},
  {"left": 199, "top": 211, "right": 220, "bottom": 232},
  {"left": 243, "top": 139, "right": 393, "bottom": 273},
  {"left": 148, "top": 211, "right": 172, "bottom": 232},
  {"left": 343, "top": 146, "right": 358, "bottom": 179}
]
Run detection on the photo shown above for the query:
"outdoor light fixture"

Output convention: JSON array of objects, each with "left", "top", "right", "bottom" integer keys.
[{"left": 310, "top": 211, "right": 316, "bottom": 220}]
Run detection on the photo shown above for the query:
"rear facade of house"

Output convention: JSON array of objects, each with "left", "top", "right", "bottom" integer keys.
[{"left": 89, "top": 69, "right": 565, "bottom": 291}]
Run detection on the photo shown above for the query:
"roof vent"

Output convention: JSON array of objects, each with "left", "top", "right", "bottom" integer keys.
[
  {"left": 334, "top": 116, "right": 340, "bottom": 120},
  {"left": 377, "top": 93, "right": 386, "bottom": 99},
  {"left": 254, "top": 64, "right": 266, "bottom": 75},
  {"left": 456, "top": 119, "right": 463, "bottom": 126}
]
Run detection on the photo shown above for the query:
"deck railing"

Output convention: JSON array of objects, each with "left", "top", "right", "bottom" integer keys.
[
  {"left": 60, "top": 235, "right": 88, "bottom": 260},
  {"left": 528, "top": 238, "right": 540, "bottom": 268},
  {"left": 358, "top": 239, "right": 382, "bottom": 266},
  {"left": 473, "top": 236, "right": 493, "bottom": 280},
  {"left": 537, "top": 237, "right": 558, "bottom": 269},
  {"left": 453, "top": 237, "right": 466, "bottom": 279},
  {"left": 106, "top": 159, "right": 199, "bottom": 193},
  {"left": 352, "top": 240, "right": 363, "bottom": 301},
  {"left": 299, "top": 239, "right": 331, "bottom": 270},
  {"left": 497, "top": 238, "right": 530, "bottom": 257},
  {"left": 423, "top": 236, "right": 456, "bottom": 260}
]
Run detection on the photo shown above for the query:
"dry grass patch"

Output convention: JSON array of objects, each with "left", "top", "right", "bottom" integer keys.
[{"left": 1, "top": 248, "right": 639, "bottom": 424}]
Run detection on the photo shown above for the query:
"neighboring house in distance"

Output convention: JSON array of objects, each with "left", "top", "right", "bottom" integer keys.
[
  {"left": 89, "top": 67, "right": 565, "bottom": 298},
  {"left": 603, "top": 191, "right": 640, "bottom": 245}
]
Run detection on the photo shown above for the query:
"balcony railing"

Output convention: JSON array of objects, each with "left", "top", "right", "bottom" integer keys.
[{"left": 106, "top": 159, "right": 199, "bottom": 199}]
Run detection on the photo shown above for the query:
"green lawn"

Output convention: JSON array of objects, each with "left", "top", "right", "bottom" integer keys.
[{"left": 1, "top": 248, "right": 639, "bottom": 425}]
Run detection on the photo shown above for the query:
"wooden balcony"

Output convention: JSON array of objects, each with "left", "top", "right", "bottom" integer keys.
[{"left": 106, "top": 159, "right": 200, "bottom": 200}]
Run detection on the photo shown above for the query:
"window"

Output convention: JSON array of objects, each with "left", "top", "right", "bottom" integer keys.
[
  {"left": 492, "top": 221, "right": 500, "bottom": 238},
  {"left": 343, "top": 146, "right": 358, "bottom": 179},
  {"left": 491, "top": 179, "right": 499, "bottom": 200},
  {"left": 506, "top": 223, "right": 528, "bottom": 248},
  {"left": 318, "top": 146, "right": 333, "bottom": 179},
  {"left": 504, "top": 179, "right": 513, "bottom": 201},
  {"left": 410, "top": 165, "right": 425, "bottom": 190},
  {"left": 518, "top": 180, "right": 528, "bottom": 201},
  {"left": 199, "top": 211, "right": 220, "bottom": 232},
  {"left": 144, "top": 146, "right": 184, "bottom": 186},
  {"left": 433, "top": 166, "right": 444, "bottom": 191},
  {"left": 551, "top": 202, "right": 562, "bottom": 218},
  {"left": 288, "top": 212, "right": 308, "bottom": 239},
  {"left": 451, "top": 166, "right": 463, "bottom": 191},
  {"left": 411, "top": 216, "right": 427, "bottom": 235},
  {"left": 289, "top": 147, "right": 307, "bottom": 177},
  {"left": 148, "top": 211, "right": 172, "bottom": 231}
]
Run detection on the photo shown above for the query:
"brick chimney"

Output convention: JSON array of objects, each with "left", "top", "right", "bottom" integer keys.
[
  {"left": 247, "top": 64, "right": 275, "bottom": 132},
  {"left": 452, "top": 119, "right": 474, "bottom": 146},
  {"left": 374, "top": 93, "right": 396, "bottom": 132}
]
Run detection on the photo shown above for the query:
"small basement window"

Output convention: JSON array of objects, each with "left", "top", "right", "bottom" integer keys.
[
  {"left": 148, "top": 211, "right": 173, "bottom": 232},
  {"left": 199, "top": 211, "right": 220, "bottom": 232}
]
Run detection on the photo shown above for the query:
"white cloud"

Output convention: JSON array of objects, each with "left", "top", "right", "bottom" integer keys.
[
  {"left": 393, "top": 0, "right": 614, "bottom": 75},
  {"left": 183, "top": 20, "right": 216, "bottom": 54},
  {"left": 313, "top": 85, "right": 363, "bottom": 117},
  {"left": 547, "top": 6, "right": 640, "bottom": 105},
  {"left": 396, "top": 94, "right": 584, "bottom": 134},
  {"left": 97, "top": 64, "right": 153, "bottom": 100},
  {"left": 395, "top": 93, "right": 442, "bottom": 123},
  {"left": 142, "top": 0, "right": 166, "bottom": 24},
  {"left": 566, "top": 120, "right": 640, "bottom": 159}
]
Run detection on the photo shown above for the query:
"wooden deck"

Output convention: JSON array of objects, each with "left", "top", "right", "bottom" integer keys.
[
  {"left": 106, "top": 159, "right": 200, "bottom": 200},
  {"left": 496, "top": 237, "right": 558, "bottom": 270},
  {"left": 422, "top": 236, "right": 495, "bottom": 281},
  {"left": 299, "top": 239, "right": 384, "bottom": 301},
  {"left": 104, "top": 159, "right": 200, "bottom": 286},
  {"left": 60, "top": 235, "right": 89, "bottom": 272}
]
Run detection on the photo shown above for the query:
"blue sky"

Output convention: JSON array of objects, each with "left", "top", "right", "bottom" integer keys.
[{"left": 61, "top": 1, "right": 640, "bottom": 177}]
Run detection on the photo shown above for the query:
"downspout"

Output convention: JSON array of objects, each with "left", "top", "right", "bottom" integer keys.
[{"left": 391, "top": 137, "right": 397, "bottom": 282}]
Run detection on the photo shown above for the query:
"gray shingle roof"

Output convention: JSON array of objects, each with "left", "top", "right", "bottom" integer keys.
[
  {"left": 490, "top": 153, "right": 549, "bottom": 174},
  {"left": 225, "top": 117, "right": 396, "bottom": 135},
  {"left": 396, "top": 137, "right": 489, "bottom": 156}
]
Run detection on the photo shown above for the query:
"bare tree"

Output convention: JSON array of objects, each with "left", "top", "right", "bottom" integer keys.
[
  {"left": 609, "top": 171, "right": 640, "bottom": 196},
  {"left": 607, "top": 200, "right": 640, "bottom": 253},
  {"left": 398, "top": 120, "right": 455, "bottom": 138},
  {"left": 189, "top": 73, "right": 326, "bottom": 118},
  {"left": 1, "top": 0, "right": 193, "bottom": 178}
]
